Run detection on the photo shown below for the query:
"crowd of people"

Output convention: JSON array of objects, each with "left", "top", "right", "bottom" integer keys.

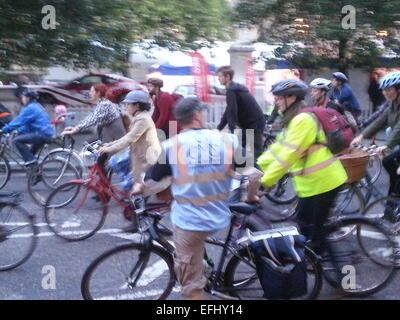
[{"left": 2, "top": 66, "right": 400, "bottom": 300}]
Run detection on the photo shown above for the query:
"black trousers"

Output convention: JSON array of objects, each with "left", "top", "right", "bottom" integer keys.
[
  {"left": 295, "top": 186, "right": 341, "bottom": 254},
  {"left": 382, "top": 148, "right": 400, "bottom": 195},
  {"left": 240, "top": 119, "right": 265, "bottom": 165}
]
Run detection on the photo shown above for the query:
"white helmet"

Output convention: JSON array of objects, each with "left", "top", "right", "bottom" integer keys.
[{"left": 309, "top": 78, "right": 331, "bottom": 91}]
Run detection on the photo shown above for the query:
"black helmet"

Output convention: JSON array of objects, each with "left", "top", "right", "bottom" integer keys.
[
  {"left": 332, "top": 72, "right": 348, "bottom": 83},
  {"left": 22, "top": 90, "right": 39, "bottom": 101},
  {"left": 271, "top": 80, "right": 308, "bottom": 98},
  {"left": 147, "top": 78, "right": 163, "bottom": 88}
]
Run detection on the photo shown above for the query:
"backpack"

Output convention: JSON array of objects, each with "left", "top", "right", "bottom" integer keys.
[
  {"left": 301, "top": 107, "right": 354, "bottom": 155},
  {"left": 249, "top": 234, "right": 308, "bottom": 300}
]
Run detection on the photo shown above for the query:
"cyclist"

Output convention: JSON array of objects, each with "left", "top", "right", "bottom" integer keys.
[
  {"left": 329, "top": 72, "right": 361, "bottom": 120},
  {"left": 310, "top": 77, "right": 357, "bottom": 130},
  {"left": 99, "top": 90, "right": 161, "bottom": 196},
  {"left": 146, "top": 97, "right": 261, "bottom": 300},
  {"left": 62, "top": 83, "right": 125, "bottom": 143},
  {"left": 0, "top": 90, "right": 54, "bottom": 167},
  {"left": 257, "top": 80, "right": 348, "bottom": 261},
  {"left": 352, "top": 71, "right": 400, "bottom": 221}
]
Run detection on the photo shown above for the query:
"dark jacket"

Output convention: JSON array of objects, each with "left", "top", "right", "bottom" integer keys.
[
  {"left": 362, "top": 99, "right": 400, "bottom": 149},
  {"left": 217, "top": 82, "right": 264, "bottom": 132},
  {"left": 328, "top": 83, "right": 361, "bottom": 111}
]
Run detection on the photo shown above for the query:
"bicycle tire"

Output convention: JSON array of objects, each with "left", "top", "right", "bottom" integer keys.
[
  {"left": 28, "top": 158, "right": 80, "bottom": 206},
  {"left": 44, "top": 181, "right": 107, "bottom": 241},
  {"left": 0, "top": 204, "right": 38, "bottom": 271},
  {"left": 223, "top": 246, "right": 322, "bottom": 300},
  {"left": 322, "top": 215, "right": 396, "bottom": 297},
  {"left": 43, "top": 149, "right": 85, "bottom": 178},
  {"left": 0, "top": 156, "right": 11, "bottom": 190},
  {"left": 81, "top": 243, "right": 175, "bottom": 300},
  {"left": 264, "top": 174, "right": 298, "bottom": 205},
  {"left": 366, "top": 154, "right": 382, "bottom": 185},
  {"left": 326, "top": 184, "right": 365, "bottom": 242}
]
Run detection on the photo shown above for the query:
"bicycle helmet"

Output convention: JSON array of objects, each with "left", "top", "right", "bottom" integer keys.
[
  {"left": 379, "top": 72, "right": 400, "bottom": 89},
  {"left": 332, "top": 72, "right": 348, "bottom": 83},
  {"left": 147, "top": 78, "right": 164, "bottom": 88},
  {"left": 271, "top": 80, "right": 308, "bottom": 98},
  {"left": 309, "top": 78, "right": 331, "bottom": 91},
  {"left": 22, "top": 90, "right": 39, "bottom": 101}
]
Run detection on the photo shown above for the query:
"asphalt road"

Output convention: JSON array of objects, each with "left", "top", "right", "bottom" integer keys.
[{"left": 0, "top": 133, "right": 399, "bottom": 300}]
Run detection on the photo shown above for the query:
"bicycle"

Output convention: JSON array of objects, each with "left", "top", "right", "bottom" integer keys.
[
  {"left": 44, "top": 146, "right": 144, "bottom": 241},
  {"left": 0, "top": 132, "right": 80, "bottom": 204},
  {"left": 27, "top": 134, "right": 83, "bottom": 206},
  {"left": 80, "top": 201, "right": 324, "bottom": 300},
  {"left": 80, "top": 180, "right": 397, "bottom": 301},
  {"left": 0, "top": 192, "right": 38, "bottom": 270}
]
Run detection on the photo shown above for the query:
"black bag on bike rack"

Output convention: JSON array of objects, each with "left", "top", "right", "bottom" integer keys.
[{"left": 249, "top": 234, "right": 308, "bottom": 299}]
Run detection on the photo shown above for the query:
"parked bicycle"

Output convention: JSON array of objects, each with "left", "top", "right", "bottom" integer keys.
[{"left": 0, "top": 192, "right": 38, "bottom": 270}]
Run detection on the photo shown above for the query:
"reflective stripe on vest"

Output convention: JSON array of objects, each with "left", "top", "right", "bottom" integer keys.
[
  {"left": 291, "top": 157, "right": 337, "bottom": 177},
  {"left": 269, "top": 148, "right": 291, "bottom": 169},
  {"left": 172, "top": 135, "right": 233, "bottom": 204}
]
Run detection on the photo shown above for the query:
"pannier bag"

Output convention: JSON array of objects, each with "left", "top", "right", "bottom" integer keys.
[{"left": 247, "top": 230, "right": 308, "bottom": 299}]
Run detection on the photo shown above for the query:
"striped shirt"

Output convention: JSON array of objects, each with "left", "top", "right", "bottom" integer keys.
[{"left": 76, "top": 98, "right": 121, "bottom": 131}]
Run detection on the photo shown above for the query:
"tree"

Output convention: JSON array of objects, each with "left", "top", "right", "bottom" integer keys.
[
  {"left": 232, "top": 0, "right": 400, "bottom": 72},
  {"left": 0, "top": 0, "right": 231, "bottom": 73}
]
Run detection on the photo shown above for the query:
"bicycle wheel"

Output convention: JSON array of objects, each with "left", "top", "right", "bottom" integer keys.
[
  {"left": 264, "top": 174, "right": 298, "bottom": 205},
  {"left": 322, "top": 216, "right": 396, "bottom": 297},
  {"left": 81, "top": 243, "right": 175, "bottom": 300},
  {"left": 44, "top": 150, "right": 85, "bottom": 178},
  {"left": 224, "top": 246, "right": 322, "bottom": 300},
  {"left": 0, "top": 204, "right": 38, "bottom": 270},
  {"left": 44, "top": 182, "right": 107, "bottom": 241},
  {"left": 0, "top": 156, "right": 11, "bottom": 190},
  {"left": 366, "top": 154, "right": 382, "bottom": 185},
  {"left": 28, "top": 158, "right": 81, "bottom": 206}
]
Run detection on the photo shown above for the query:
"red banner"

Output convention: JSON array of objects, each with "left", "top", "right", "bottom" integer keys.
[
  {"left": 189, "top": 52, "right": 210, "bottom": 102},
  {"left": 246, "top": 55, "right": 256, "bottom": 95}
]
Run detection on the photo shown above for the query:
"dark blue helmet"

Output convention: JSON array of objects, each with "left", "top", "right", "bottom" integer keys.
[
  {"left": 22, "top": 90, "right": 39, "bottom": 101},
  {"left": 332, "top": 72, "right": 348, "bottom": 83},
  {"left": 271, "top": 80, "right": 308, "bottom": 98}
]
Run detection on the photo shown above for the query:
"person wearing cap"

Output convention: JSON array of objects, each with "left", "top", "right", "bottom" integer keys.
[
  {"left": 258, "top": 80, "right": 347, "bottom": 266},
  {"left": 328, "top": 72, "right": 361, "bottom": 119},
  {"left": 146, "top": 97, "right": 261, "bottom": 300},
  {"left": 62, "top": 83, "right": 125, "bottom": 143},
  {"left": 0, "top": 90, "right": 54, "bottom": 166},
  {"left": 99, "top": 90, "right": 161, "bottom": 196}
]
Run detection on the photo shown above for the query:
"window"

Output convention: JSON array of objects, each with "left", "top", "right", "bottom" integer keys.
[{"left": 79, "top": 76, "right": 103, "bottom": 85}]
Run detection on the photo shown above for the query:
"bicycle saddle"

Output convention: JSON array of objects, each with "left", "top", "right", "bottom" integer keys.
[{"left": 229, "top": 202, "right": 259, "bottom": 215}]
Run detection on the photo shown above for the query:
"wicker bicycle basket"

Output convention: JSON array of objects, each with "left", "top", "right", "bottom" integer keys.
[{"left": 338, "top": 148, "right": 370, "bottom": 184}]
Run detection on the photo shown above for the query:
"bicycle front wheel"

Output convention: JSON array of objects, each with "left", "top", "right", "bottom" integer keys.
[
  {"left": 264, "top": 174, "right": 298, "bottom": 205},
  {"left": 322, "top": 216, "right": 396, "bottom": 297},
  {"left": 28, "top": 158, "right": 81, "bottom": 206},
  {"left": 224, "top": 246, "right": 322, "bottom": 300},
  {"left": 45, "top": 182, "right": 107, "bottom": 241},
  {"left": 0, "top": 204, "right": 38, "bottom": 270},
  {"left": 81, "top": 243, "right": 175, "bottom": 300},
  {"left": 366, "top": 154, "right": 382, "bottom": 185},
  {"left": 0, "top": 156, "right": 11, "bottom": 190}
]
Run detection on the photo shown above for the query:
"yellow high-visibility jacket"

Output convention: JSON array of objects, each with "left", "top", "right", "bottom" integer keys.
[{"left": 257, "top": 112, "right": 347, "bottom": 198}]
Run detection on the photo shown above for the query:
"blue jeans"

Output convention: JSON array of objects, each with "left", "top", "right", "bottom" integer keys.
[{"left": 13, "top": 133, "right": 53, "bottom": 163}]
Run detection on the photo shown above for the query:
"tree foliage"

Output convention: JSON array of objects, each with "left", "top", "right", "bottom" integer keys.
[
  {"left": 0, "top": 0, "right": 231, "bottom": 72},
  {"left": 233, "top": 0, "right": 400, "bottom": 71}
]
